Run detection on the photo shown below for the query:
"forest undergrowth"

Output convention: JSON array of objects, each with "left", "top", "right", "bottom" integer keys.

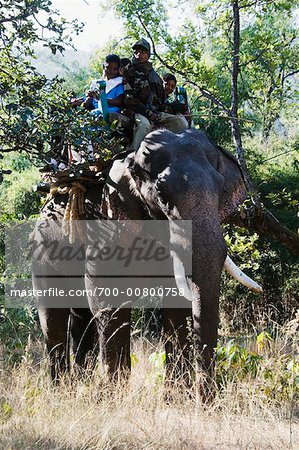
[{"left": 0, "top": 312, "right": 298, "bottom": 450}]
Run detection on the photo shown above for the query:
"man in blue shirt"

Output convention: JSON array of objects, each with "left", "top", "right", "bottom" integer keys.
[{"left": 85, "top": 54, "right": 124, "bottom": 117}]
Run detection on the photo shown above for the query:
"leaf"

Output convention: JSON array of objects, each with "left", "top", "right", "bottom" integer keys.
[
  {"left": 130, "top": 353, "right": 139, "bottom": 367},
  {"left": 1, "top": 401, "right": 13, "bottom": 422},
  {"left": 6, "top": 103, "right": 19, "bottom": 113},
  {"left": 256, "top": 331, "right": 273, "bottom": 353}
]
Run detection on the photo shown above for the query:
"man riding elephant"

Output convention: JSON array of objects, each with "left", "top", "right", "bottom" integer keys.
[{"left": 122, "top": 38, "right": 188, "bottom": 151}]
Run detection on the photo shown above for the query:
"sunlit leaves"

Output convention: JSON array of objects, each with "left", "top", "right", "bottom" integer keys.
[
  {"left": 216, "top": 333, "right": 299, "bottom": 402},
  {"left": 0, "top": 0, "right": 86, "bottom": 175},
  {"left": 113, "top": 0, "right": 299, "bottom": 139}
]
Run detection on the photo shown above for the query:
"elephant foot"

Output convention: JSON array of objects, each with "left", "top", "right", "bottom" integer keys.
[
  {"left": 96, "top": 307, "right": 132, "bottom": 381},
  {"left": 164, "top": 362, "right": 194, "bottom": 389},
  {"left": 104, "top": 358, "right": 131, "bottom": 382},
  {"left": 195, "top": 371, "right": 216, "bottom": 405},
  {"left": 163, "top": 336, "right": 194, "bottom": 390},
  {"left": 73, "top": 352, "right": 99, "bottom": 380},
  {"left": 48, "top": 346, "right": 70, "bottom": 385},
  {"left": 163, "top": 353, "right": 195, "bottom": 404},
  {"left": 71, "top": 307, "right": 99, "bottom": 375},
  {"left": 163, "top": 379, "right": 195, "bottom": 404}
]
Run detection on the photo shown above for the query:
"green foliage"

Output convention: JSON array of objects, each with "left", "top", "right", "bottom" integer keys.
[
  {"left": 34, "top": 48, "right": 94, "bottom": 96},
  {"left": 129, "top": 327, "right": 299, "bottom": 403},
  {"left": 112, "top": 0, "right": 299, "bottom": 141},
  {"left": 115, "top": 0, "right": 168, "bottom": 42},
  {"left": 130, "top": 353, "right": 139, "bottom": 368},
  {"left": 0, "top": 400, "right": 13, "bottom": 424},
  {"left": 130, "top": 348, "right": 166, "bottom": 383},
  {"left": 90, "top": 39, "right": 133, "bottom": 76},
  {"left": 0, "top": 168, "right": 41, "bottom": 218},
  {"left": 0, "top": 0, "right": 85, "bottom": 176},
  {"left": 221, "top": 232, "right": 298, "bottom": 330},
  {"left": 216, "top": 338, "right": 263, "bottom": 382},
  {"left": 221, "top": 130, "right": 299, "bottom": 330},
  {"left": 0, "top": 153, "right": 43, "bottom": 364},
  {"left": 187, "top": 94, "right": 233, "bottom": 146},
  {"left": 61, "top": 63, "right": 93, "bottom": 97},
  {"left": 149, "top": 350, "right": 166, "bottom": 368},
  {"left": 1, "top": 152, "right": 42, "bottom": 211},
  {"left": 216, "top": 329, "right": 299, "bottom": 402},
  {"left": 224, "top": 230, "right": 260, "bottom": 270},
  {"left": 255, "top": 164, "right": 299, "bottom": 231},
  {"left": 0, "top": 306, "right": 41, "bottom": 364},
  {"left": 148, "top": 350, "right": 166, "bottom": 382},
  {"left": 1, "top": 76, "right": 118, "bottom": 169},
  {"left": 0, "top": 0, "right": 83, "bottom": 54},
  {"left": 8, "top": 153, "right": 34, "bottom": 172},
  {"left": 239, "top": 5, "right": 299, "bottom": 136}
]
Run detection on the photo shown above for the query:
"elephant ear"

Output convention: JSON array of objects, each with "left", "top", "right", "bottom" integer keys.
[
  {"left": 101, "top": 157, "right": 150, "bottom": 220},
  {"left": 215, "top": 145, "right": 247, "bottom": 222}
]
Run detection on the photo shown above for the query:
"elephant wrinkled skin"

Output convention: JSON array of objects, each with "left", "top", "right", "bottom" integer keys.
[{"left": 33, "top": 128, "right": 258, "bottom": 392}]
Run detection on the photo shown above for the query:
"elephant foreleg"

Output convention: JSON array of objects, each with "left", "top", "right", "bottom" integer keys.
[
  {"left": 70, "top": 308, "right": 99, "bottom": 375},
  {"left": 38, "top": 307, "right": 70, "bottom": 383},
  {"left": 161, "top": 304, "right": 193, "bottom": 387},
  {"left": 96, "top": 307, "right": 131, "bottom": 379}
]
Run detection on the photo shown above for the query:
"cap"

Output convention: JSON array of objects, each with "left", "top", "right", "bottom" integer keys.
[{"left": 132, "top": 38, "right": 151, "bottom": 55}]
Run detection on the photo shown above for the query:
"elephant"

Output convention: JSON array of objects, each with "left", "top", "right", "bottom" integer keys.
[{"left": 32, "top": 128, "right": 298, "bottom": 394}]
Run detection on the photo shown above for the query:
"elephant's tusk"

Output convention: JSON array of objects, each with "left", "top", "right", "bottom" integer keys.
[
  {"left": 171, "top": 250, "right": 193, "bottom": 302},
  {"left": 224, "top": 255, "right": 263, "bottom": 294}
]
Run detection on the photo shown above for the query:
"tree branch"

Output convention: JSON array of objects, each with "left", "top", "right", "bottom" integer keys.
[
  {"left": 282, "top": 69, "right": 299, "bottom": 82},
  {"left": 240, "top": 49, "right": 268, "bottom": 68},
  {"left": 239, "top": 0, "right": 274, "bottom": 10},
  {"left": 0, "top": 11, "right": 31, "bottom": 25},
  {"left": 0, "top": 67, "right": 12, "bottom": 77},
  {"left": 136, "top": 12, "right": 231, "bottom": 114},
  {"left": 261, "top": 149, "right": 297, "bottom": 163}
]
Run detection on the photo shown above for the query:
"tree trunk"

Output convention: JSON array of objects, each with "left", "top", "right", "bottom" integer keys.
[{"left": 230, "top": 0, "right": 261, "bottom": 208}]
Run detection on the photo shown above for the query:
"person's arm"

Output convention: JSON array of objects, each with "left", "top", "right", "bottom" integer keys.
[
  {"left": 70, "top": 96, "right": 85, "bottom": 107},
  {"left": 108, "top": 94, "right": 124, "bottom": 107},
  {"left": 124, "top": 87, "right": 148, "bottom": 115},
  {"left": 124, "top": 91, "right": 161, "bottom": 118},
  {"left": 184, "top": 108, "right": 193, "bottom": 127},
  {"left": 123, "top": 70, "right": 154, "bottom": 117}
]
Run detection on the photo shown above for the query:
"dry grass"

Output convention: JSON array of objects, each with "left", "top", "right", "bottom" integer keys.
[{"left": 0, "top": 332, "right": 298, "bottom": 450}]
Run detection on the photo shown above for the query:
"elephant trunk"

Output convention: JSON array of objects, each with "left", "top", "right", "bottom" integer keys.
[{"left": 223, "top": 255, "right": 263, "bottom": 293}]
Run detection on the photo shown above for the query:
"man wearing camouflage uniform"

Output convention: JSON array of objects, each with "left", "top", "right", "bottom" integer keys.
[{"left": 122, "top": 38, "right": 188, "bottom": 151}]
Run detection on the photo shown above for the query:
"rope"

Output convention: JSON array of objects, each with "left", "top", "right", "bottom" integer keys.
[
  {"left": 44, "top": 181, "right": 87, "bottom": 244},
  {"left": 62, "top": 181, "right": 86, "bottom": 244},
  {"left": 40, "top": 151, "right": 128, "bottom": 243}
]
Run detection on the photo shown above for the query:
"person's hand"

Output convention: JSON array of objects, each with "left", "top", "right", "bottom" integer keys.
[
  {"left": 148, "top": 111, "right": 161, "bottom": 123},
  {"left": 70, "top": 98, "right": 83, "bottom": 107},
  {"left": 87, "top": 90, "right": 98, "bottom": 98}
]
